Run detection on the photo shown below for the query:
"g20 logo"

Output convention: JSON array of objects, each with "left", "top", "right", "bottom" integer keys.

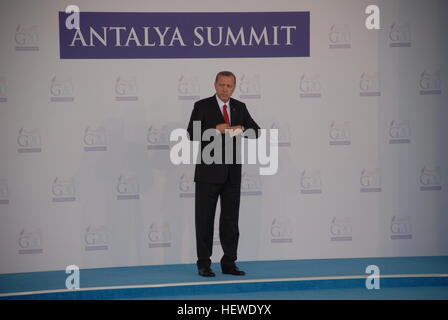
[
  {"left": 388, "top": 120, "right": 411, "bottom": 144},
  {"left": 179, "top": 173, "right": 194, "bottom": 192},
  {"left": 241, "top": 172, "right": 261, "bottom": 191},
  {"left": 329, "top": 121, "right": 350, "bottom": 141},
  {"left": 84, "top": 226, "right": 108, "bottom": 246},
  {"left": 239, "top": 74, "right": 260, "bottom": 95},
  {"left": 419, "top": 166, "right": 442, "bottom": 191},
  {"left": 419, "top": 71, "right": 442, "bottom": 95},
  {"left": 329, "top": 24, "right": 351, "bottom": 44},
  {"left": 300, "top": 170, "right": 322, "bottom": 189},
  {"left": 17, "top": 128, "right": 41, "bottom": 147},
  {"left": 18, "top": 229, "right": 42, "bottom": 251},
  {"left": 0, "top": 77, "right": 7, "bottom": 98},
  {"left": 390, "top": 216, "right": 413, "bottom": 239},
  {"left": 271, "top": 218, "right": 292, "bottom": 243},
  {"left": 50, "top": 76, "right": 74, "bottom": 97},
  {"left": 115, "top": 76, "right": 138, "bottom": 96},
  {"left": 360, "top": 72, "right": 380, "bottom": 94},
  {"left": 391, "top": 216, "right": 412, "bottom": 234},
  {"left": 330, "top": 218, "right": 352, "bottom": 236},
  {"left": 299, "top": 74, "right": 321, "bottom": 93},
  {"left": 0, "top": 179, "right": 8, "bottom": 200},
  {"left": 117, "top": 175, "right": 139, "bottom": 194},
  {"left": 177, "top": 76, "right": 199, "bottom": 95},
  {"left": 52, "top": 177, "right": 75, "bottom": 197},
  {"left": 360, "top": 169, "right": 381, "bottom": 187},
  {"left": 389, "top": 23, "right": 410, "bottom": 42},
  {"left": 148, "top": 223, "right": 171, "bottom": 247},
  {"left": 83, "top": 126, "right": 106, "bottom": 146},
  {"left": 147, "top": 125, "right": 169, "bottom": 145},
  {"left": 15, "top": 25, "right": 38, "bottom": 47}
]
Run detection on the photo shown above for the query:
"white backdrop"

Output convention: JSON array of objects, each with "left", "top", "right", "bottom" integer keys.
[{"left": 0, "top": 0, "right": 447, "bottom": 273}]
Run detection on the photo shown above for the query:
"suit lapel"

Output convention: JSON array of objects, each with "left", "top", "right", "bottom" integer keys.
[
  {"left": 209, "top": 95, "right": 242, "bottom": 126},
  {"left": 229, "top": 98, "right": 241, "bottom": 126},
  {"left": 210, "top": 95, "right": 225, "bottom": 123}
]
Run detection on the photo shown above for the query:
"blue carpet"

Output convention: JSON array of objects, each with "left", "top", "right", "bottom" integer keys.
[{"left": 1, "top": 256, "right": 447, "bottom": 299}]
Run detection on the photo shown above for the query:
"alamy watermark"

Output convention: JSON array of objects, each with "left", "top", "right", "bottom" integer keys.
[
  {"left": 65, "top": 264, "right": 80, "bottom": 289},
  {"left": 365, "top": 265, "right": 380, "bottom": 289},
  {"left": 170, "top": 121, "right": 278, "bottom": 176}
]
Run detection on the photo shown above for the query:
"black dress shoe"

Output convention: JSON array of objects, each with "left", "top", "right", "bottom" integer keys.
[
  {"left": 198, "top": 267, "right": 216, "bottom": 277},
  {"left": 222, "top": 267, "right": 246, "bottom": 276}
]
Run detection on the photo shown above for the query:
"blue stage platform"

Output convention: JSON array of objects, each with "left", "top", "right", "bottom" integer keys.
[{"left": 1, "top": 256, "right": 447, "bottom": 300}]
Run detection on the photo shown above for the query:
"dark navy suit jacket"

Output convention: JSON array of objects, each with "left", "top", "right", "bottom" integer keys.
[{"left": 187, "top": 95, "right": 260, "bottom": 184}]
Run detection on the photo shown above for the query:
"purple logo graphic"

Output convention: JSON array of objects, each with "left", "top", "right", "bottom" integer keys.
[
  {"left": 147, "top": 125, "right": 170, "bottom": 150},
  {"left": 360, "top": 72, "right": 381, "bottom": 96},
  {"left": 148, "top": 223, "right": 171, "bottom": 248},
  {"left": 419, "top": 166, "right": 442, "bottom": 191},
  {"left": 299, "top": 73, "right": 322, "bottom": 98},
  {"left": 83, "top": 126, "right": 107, "bottom": 151},
  {"left": 300, "top": 170, "right": 323, "bottom": 194},
  {"left": 0, "top": 179, "right": 9, "bottom": 204},
  {"left": 389, "top": 120, "right": 411, "bottom": 144},
  {"left": 329, "top": 121, "right": 351, "bottom": 145},
  {"left": 329, "top": 24, "right": 351, "bottom": 49},
  {"left": 116, "top": 174, "right": 140, "bottom": 200},
  {"left": 241, "top": 172, "right": 262, "bottom": 196},
  {"left": 238, "top": 74, "right": 261, "bottom": 99},
  {"left": 18, "top": 228, "right": 43, "bottom": 254},
  {"left": 0, "top": 77, "right": 7, "bottom": 102},
  {"left": 52, "top": 177, "right": 76, "bottom": 202},
  {"left": 50, "top": 76, "right": 74, "bottom": 102},
  {"left": 59, "top": 11, "right": 310, "bottom": 59},
  {"left": 330, "top": 217, "right": 353, "bottom": 242},
  {"left": 419, "top": 70, "right": 442, "bottom": 95},
  {"left": 360, "top": 168, "right": 382, "bottom": 193},
  {"left": 15, "top": 25, "right": 39, "bottom": 51},
  {"left": 17, "top": 128, "right": 42, "bottom": 153},
  {"left": 389, "top": 23, "right": 411, "bottom": 47},
  {"left": 270, "top": 122, "right": 291, "bottom": 147},
  {"left": 390, "top": 216, "right": 413, "bottom": 240},
  {"left": 179, "top": 173, "right": 195, "bottom": 198},
  {"left": 115, "top": 75, "right": 138, "bottom": 101},
  {"left": 84, "top": 225, "right": 109, "bottom": 251},
  {"left": 177, "top": 76, "right": 200, "bottom": 100},
  {"left": 271, "top": 218, "right": 293, "bottom": 243}
]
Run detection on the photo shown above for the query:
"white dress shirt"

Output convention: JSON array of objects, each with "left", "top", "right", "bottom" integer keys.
[{"left": 216, "top": 95, "right": 231, "bottom": 125}]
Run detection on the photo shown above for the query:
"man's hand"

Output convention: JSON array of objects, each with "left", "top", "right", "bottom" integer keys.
[
  {"left": 216, "top": 123, "right": 230, "bottom": 134},
  {"left": 228, "top": 125, "right": 244, "bottom": 137},
  {"left": 216, "top": 124, "right": 245, "bottom": 135}
]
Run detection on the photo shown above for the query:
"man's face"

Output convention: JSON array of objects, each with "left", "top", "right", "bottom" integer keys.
[{"left": 214, "top": 75, "right": 236, "bottom": 103}]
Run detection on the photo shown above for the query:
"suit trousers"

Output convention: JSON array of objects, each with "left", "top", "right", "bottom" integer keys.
[{"left": 195, "top": 177, "right": 241, "bottom": 270}]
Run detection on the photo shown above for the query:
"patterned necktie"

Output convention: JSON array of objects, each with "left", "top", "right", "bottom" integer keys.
[{"left": 223, "top": 104, "right": 230, "bottom": 125}]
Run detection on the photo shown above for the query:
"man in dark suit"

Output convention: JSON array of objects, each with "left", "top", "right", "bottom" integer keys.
[{"left": 187, "top": 71, "right": 260, "bottom": 277}]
